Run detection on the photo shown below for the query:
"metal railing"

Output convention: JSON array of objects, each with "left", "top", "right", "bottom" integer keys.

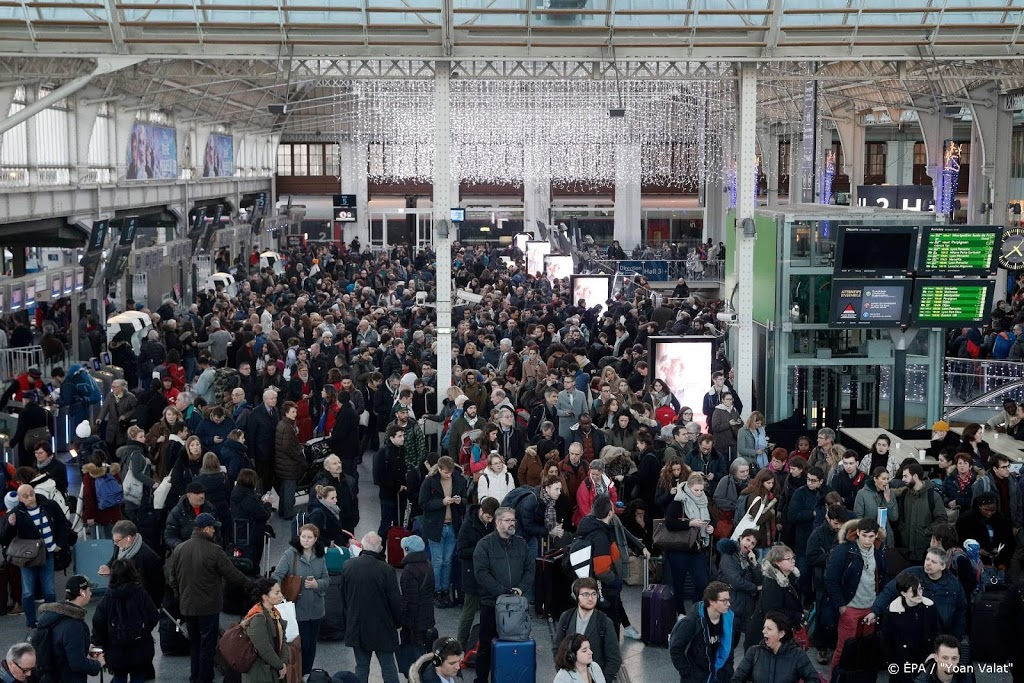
[
  {"left": 943, "top": 357, "right": 1024, "bottom": 408},
  {"left": 0, "top": 346, "right": 72, "bottom": 383},
  {"left": 583, "top": 259, "right": 725, "bottom": 283}
]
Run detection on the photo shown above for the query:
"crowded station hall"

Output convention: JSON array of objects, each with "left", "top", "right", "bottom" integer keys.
[{"left": 0, "top": 3, "right": 1023, "bottom": 683}]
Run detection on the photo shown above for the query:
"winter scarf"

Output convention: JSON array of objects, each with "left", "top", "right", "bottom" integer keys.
[
  {"left": 678, "top": 483, "right": 711, "bottom": 543},
  {"left": 117, "top": 532, "right": 144, "bottom": 561},
  {"left": 540, "top": 487, "right": 558, "bottom": 532},
  {"left": 321, "top": 500, "right": 341, "bottom": 520}
]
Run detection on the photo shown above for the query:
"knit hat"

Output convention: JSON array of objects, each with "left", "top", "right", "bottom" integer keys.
[
  {"left": 454, "top": 394, "right": 468, "bottom": 409},
  {"left": 400, "top": 535, "right": 425, "bottom": 553},
  {"left": 75, "top": 421, "right": 91, "bottom": 439},
  {"left": 932, "top": 420, "right": 950, "bottom": 431},
  {"left": 4, "top": 492, "right": 18, "bottom": 512},
  {"left": 963, "top": 539, "right": 982, "bottom": 565}
]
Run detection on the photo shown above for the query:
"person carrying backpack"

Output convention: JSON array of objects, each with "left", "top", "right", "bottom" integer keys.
[
  {"left": 91, "top": 560, "right": 159, "bottom": 683},
  {"left": 32, "top": 575, "right": 104, "bottom": 683},
  {"left": 55, "top": 365, "right": 100, "bottom": 437},
  {"left": 80, "top": 450, "right": 123, "bottom": 539}
]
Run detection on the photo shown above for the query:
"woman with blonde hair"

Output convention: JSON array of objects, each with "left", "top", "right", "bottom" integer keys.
[
  {"left": 663, "top": 472, "right": 716, "bottom": 615},
  {"left": 738, "top": 411, "right": 769, "bottom": 468}
]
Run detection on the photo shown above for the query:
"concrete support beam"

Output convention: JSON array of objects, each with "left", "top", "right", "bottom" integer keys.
[
  {"left": 340, "top": 140, "right": 369, "bottom": 247},
  {"left": 833, "top": 113, "right": 865, "bottom": 204},
  {"left": 72, "top": 99, "right": 102, "bottom": 185},
  {"left": 433, "top": 66, "right": 454, "bottom": 397},
  {"left": 884, "top": 141, "right": 914, "bottom": 185},
  {"left": 757, "top": 131, "right": 780, "bottom": 207},
  {"left": 967, "top": 82, "right": 1013, "bottom": 227},
  {"left": 911, "top": 97, "right": 953, "bottom": 210},
  {"left": 613, "top": 143, "right": 642, "bottom": 249},
  {"left": 703, "top": 175, "right": 726, "bottom": 243},
  {"left": 736, "top": 63, "right": 757, "bottom": 413}
]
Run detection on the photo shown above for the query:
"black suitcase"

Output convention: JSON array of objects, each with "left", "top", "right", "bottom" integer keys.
[
  {"left": 535, "top": 549, "right": 572, "bottom": 619},
  {"left": 971, "top": 587, "right": 1010, "bottom": 662},
  {"left": 159, "top": 596, "right": 189, "bottom": 657}
]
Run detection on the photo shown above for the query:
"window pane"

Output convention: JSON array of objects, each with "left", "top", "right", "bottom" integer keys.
[
  {"left": 276, "top": 144, "right": 292, "bottom": 176},
  {"left": 325, "top": 144, "right": 340, "bottom": 176},
  {"left": 309, "top": 144, "right": 324, "bottom": 176},
  {"left": 293, "top": 144, "right": 308, "bottom": 176}
]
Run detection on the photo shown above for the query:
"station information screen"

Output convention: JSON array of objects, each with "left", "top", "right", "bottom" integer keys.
[
  {"left": 911, "top": 280, "right": 995, "bottom": 325},
  {"left": 918, "top": 225, "right": 999, "bottom": 276},
  {"left": 833, "top": 225, "right": 918, "bottom": 276},
  {"left": 829, "top": 279, "right": 911, "bottom": 328}
]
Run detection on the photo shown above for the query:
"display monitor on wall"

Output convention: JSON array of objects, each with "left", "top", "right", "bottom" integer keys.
[
  {"left": 9, "top": 284, "right": 22, "bottom": 311},
  {"left": 50, "top": 273, "right": 61, "bottom": 299},
  {"left": 525, "top": 240, "right": 551, "bottom": 276},
  {"left": 450, "top": 208, "right": 466, "bottom": 223},
  {"left": 648, "top": 336, "right": 713, "bottom": 428},
  {"left": 63, "top": 272, "right": 74, "bottom": 295},
  {"left": 24, "top": 281, "right": 35, "bottom": 307},
  {"left": 75, "top": 270, "right": 84, "bottom": 291},
  {"left": 829, "top": 279, "right": 911, "bottom": 328},
  {"left": 911, "top": 279, "right": 995, "bottom": 326},
  {"left": 833, "top": 225, "right": 918, "bottom": 276},
  {"left": 571, "top": 275, "right": 612, "bottom": 311},
  {"left": 917, "top": 225, "right": 999, "bottom": 277},
  {"left": 544, "top": 255, "right": 574, "bottom": 284}
]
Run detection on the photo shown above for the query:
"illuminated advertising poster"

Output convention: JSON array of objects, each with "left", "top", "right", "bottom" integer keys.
[
  {"left": 571, "top": 275, "right": 612, "bottom": 311},
  {"left": 202, "top": 133, "right": 234, "bottom": 177},
  {"left": 525, "top": 240, "right": 551, "bottom": 276},
  {"left": 649, "top": 337, "right": 713, "bottom": 428},
  {"left": 126, "top": 123, "right": 177, "bottom": 180},
  {"left": 544, "top": 255, "right": 574, "bottom": 285}
]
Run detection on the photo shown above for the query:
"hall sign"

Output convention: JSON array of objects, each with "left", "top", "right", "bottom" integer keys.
[
  {"left": 857, "top": 185, "right": 935, "bottom": 212},
  {"left": 616, "top": 260, "right": 669, "bottom": 281}
]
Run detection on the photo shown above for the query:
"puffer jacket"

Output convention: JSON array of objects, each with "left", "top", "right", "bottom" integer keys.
[
  {"left": 472, "top": 531, "right": 534, "bottom": 605},
  {"left": 745, "top": 559, "right": 803, "bottom": 646},
  {"left": 456, "top": 505, "right": 493, "bottom": 594},
  {"left": 824, "top": 519, "right": 888, "bottom": 626},
  {"left": 714, "top": 538, "right": 762, "bottom": 620},
  {"left": 164, "top": 495, "right": 219, "bottom": 551},
  {"left": 731, "top": 638, "right": 819, "bottom": 683},
  {"left": 271, "top": 544, "right": 329, "bottom": 621},
  {"left": 81, "top": 462, "right": 123, "bottom": 526},
  {"left": 220, "top": 438, "right": 252, "bottom": 480},
  {"left": 399, "top": 550, "right": 436, "bottom": 644},
  {"left": 274, "top": 417, "right": 306, "bottom": 481},
  {"left": 576, "top": 515, "right": 622, "bottom": 596},
  {"left": 36, "top": 601, "right": 101, "bottom": 683}
]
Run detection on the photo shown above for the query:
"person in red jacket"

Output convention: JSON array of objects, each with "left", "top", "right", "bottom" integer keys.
[
  {"left": 574, "top": 460, "right": 619, "bottom": 527},
  {"left": 80, "top": 450, "right": 123, "bottom": 539}
]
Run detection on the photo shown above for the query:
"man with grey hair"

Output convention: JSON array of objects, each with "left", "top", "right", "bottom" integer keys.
[
  {"left": 473, "top": 506, "right": 534, "bottom": 683},
  {"left": 1, "top": 643, "right": 35, "bottom": 682},
  {"left": 340, "top": 531, "right": 403, "bottom": 683},
  {"left": 95, "top": 378, "right": 138, "bottom": 448},
  {"left": 198, "top": 319, "right": 232, "bottom": 367},
  {"left": 809, "top": 427, "right": 836, "bottom": 471},
  {"left": 245, "top": 388, "right": 279, "bottom": 492},
  {"left": 496, "top": 338, "right": 513, "bottom": 376}
]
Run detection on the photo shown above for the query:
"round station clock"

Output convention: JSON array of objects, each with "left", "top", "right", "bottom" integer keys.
[{"left": 1000, "top": 226, "right": 1024, "bottom": 271}]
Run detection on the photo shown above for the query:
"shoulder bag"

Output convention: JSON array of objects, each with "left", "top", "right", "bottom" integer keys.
[
  {"left": 280, "top": 553, "right": 302, "bottom": 602},
  {"left": 730, "top": 496, "right": 767, "bottom": 542},
  {"left": 653, "top": 518, "right": 707, "bottom": 553},
  {"left": 122, "top": 459, "right": 144, "bottom": 506},
  {"left": 6, "top": 537, "right": 45, "bottom": 568}
]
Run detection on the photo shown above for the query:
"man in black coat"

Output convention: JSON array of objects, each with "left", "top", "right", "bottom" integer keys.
[
  {"left": 1, "top": 486, "right": 71, "bottom": 629},
  {"left": 418, "top": 457, "right": 469, "bottom": 608},
  {"left": 375, "top": 424, "right": 407, "bottom": 545},
  {"left": 339, "top": 531, "right": 403, "bottom": 683},
  {"left": 99, "top": 519, "right": 165, "bottom": 607},
  {"left": 455, "top": 499, "right": 497, "bottom": 648},
  {"left": 35, "top": 575, "right": 104, "bottom": 683},
  {"left": 245, "top": 388, "right": 279, "bottom": 493},
  {"left": 164, "top": 483, "right": 220, "bottom": 552}
]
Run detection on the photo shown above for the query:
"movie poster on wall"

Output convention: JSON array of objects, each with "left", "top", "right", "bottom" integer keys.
[
  {"left": 126, "top": 123, "right": 178, "bottom": 180},
  {"left": 203, "top": 133, "right": 234, "bottom": 177}
]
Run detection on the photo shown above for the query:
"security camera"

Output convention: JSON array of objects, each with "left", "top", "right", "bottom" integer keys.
[{"left": 717, "top": 310, "right": 737, "bottom": 325}]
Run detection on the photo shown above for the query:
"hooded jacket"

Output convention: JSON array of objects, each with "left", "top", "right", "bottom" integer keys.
[
  {"left": 871, "top": 566, "right": 968, "bottom": 639},
  {"left": 670, "top": 601, "right": 734, "bottom": 683},
  {"left": 91, "top": 581, "right": 160, "bottom": 673},
  {"left": 399, "top": 550, "right": 436, "bottom": 642},
  {"left": 895, "top": 482, "right": 946, "bottom": 560},
  {"left": 576, "top": 514, "right": 622, "bottom": 593},
  {"left": 477, "top": 464, "right": 515, "bottom": 505},
  {"left": 36, "top": 601, "right": 101, "bottom": 683},
  {"left": 456, "top": 505, "right": 494, "bottom": 595},
  {"left": 785, "top": 483, "right": 828, "bottom": 556},
  {"left": 714, "top": 538, "right": 762, "bottom": 619},
  {"left": 823, "top": 519, "right": 888, "bottom": 625},
  {"left": 81, "top": 462, "right": 123, "bottom": 525}
]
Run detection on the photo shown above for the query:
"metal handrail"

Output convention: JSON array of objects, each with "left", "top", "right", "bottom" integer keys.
[
  {"left": 586, "top": 259, "right": 725, "bottom": 282},
  {"left": 913, "top": 378, "right": 1024, "bottom": 430}
]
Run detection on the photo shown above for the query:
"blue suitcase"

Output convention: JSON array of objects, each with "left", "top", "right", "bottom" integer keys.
[
  {"left": 73, "top": 536, "right": 114, "bottom": 596},
  {"left": 491, "top": 638, "right": 536, "bottom": 683}
]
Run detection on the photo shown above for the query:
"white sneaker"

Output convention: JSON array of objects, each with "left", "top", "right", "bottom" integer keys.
[{"left": 623, "top": 626, "right": 641, "bottom": 640}]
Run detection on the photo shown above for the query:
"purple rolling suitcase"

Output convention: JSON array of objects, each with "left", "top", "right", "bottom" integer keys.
[
  {"left": 641, "top": 558, "right": 674, "bottom": 646},
  {"left": 491, "top": 638, "right": 536, "bottom": 683}
]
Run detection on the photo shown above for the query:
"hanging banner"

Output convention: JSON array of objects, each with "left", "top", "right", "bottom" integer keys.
[
  {"left": 202, "top": 133, "right": 234, "bottom": 177},
  {"left": 126, "top": 123, "right": 177, "bottom": 180}
]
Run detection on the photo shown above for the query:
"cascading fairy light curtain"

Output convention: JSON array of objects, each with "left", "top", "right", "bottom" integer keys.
[{"left": 342, "top": 77, "right": 735, "bottom": 188}]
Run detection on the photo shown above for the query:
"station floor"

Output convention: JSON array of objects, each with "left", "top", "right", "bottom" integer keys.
[{"left": 7, "top": 456, "right": 1007, "bottom": 682}]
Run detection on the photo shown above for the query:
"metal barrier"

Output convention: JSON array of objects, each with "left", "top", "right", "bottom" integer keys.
[
  {"left": 584, "top": 259, "right": 725, "bottom": 283},
  {"left": 0, "top": 346, "right": 74, "bottom": 383},
  {"left": 943, "top": 357, "right": 1024, "bottom": 408}
]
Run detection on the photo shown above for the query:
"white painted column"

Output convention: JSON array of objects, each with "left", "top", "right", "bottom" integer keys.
[
  {"left": 789, "top": 135, "right": 804, "bottom": 204},
  {"left": 736, "top": 63, "right": 757, "bottom": 414},
  {"left": 433, "top": 68, "right": 454, "bottom": 396},
  {"left": 613, "top": 143, "right": 642, "bottom": 249},
  {"left": 340, "top": 139, "right": 369, "bottom": 247},
  {"left": 24, "top": 87, "right": 37, "bottom": 187},
  {"left": 703, "top": 175, "right": 726, "bottom": 243},
  {"left": 73, "top": 99, "right": 101, "bottom": 186},
  {"left": 113, "top": 105, "right": 135, "bottom": 181},
  {"left": 523, "top": 168, "right": 551, "bottom": 234},
  {"left": 834, "top": 113, "right": 865, "bottom": 204},
  {"left": 913, "top": 103, "right": 954, "bottom": 210},
  {"left": 968, "top": 83, "right": 1013, "bottom": 227}
]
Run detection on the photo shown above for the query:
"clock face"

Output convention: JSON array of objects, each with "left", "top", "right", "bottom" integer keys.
[{"left": 1000, "top": 228, "right": 1024, "bottom": 271}]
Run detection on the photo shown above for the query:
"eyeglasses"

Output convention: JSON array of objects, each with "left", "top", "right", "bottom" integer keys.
[
  {"left": 11, "top": 660, "right": 34, "bottom": 673},
  {"left": 781, "top": 556, "right": 796, "bottom": 562},
  {"left": 578, "top": 591, "right": 599, "bottom": 599},
  {"left": 995, "top": 464, "right": 1010, "bottom": 470}
]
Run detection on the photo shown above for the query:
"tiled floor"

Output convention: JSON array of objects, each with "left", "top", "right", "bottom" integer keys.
[{"left": 5, "top": 455, "right": 1006, "bottom": 682}]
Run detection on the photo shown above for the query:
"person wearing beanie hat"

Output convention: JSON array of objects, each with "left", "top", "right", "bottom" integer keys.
[
  {"left": 955, "top": 490, "right": 1014, "bottom": 569},
  {"left": 163, "top": 479, "right": 218, "bottom": 551},
  {"left": 75, "top": 421, "right": 91, "bottom": 440},
  {"left": 396, "top": 532, "right": 436, "bottom": 675},
  {"left": 929, "top": 420, "right": 960, "bottom": 457}
]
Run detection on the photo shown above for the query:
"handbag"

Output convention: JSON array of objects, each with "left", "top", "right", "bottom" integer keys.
[
  {"left": 24, "top": 427, "right": 50, "bottom": 451},
  {"left": 217, "top": 619, "right": 258, "bottom": 673},
  {"left": 713, "top": 510, "right": 735, "bottom": 539},
  {"left": 791, "top": 624, "right": 810, "bottom": 650},
  {"left": 730, "top": 496, "right": 773, "bottom": 542},
  {"left": 6, "top": 538, "right": 46, "bottom": 568},
  {"left": 653, "top": 518, "right": 707, "bottom": 553},
  {"left": 359, "top": 410, "right": 370, "bottom": 427},
  {"left": 280, "top": 555, "right": 302, "bottom": 602},
  {"left": 122, "top": 464, "right": 144, "bottom": 506},
  {"left": 153, "top": 477, "right": 173, "bottom": 510}
]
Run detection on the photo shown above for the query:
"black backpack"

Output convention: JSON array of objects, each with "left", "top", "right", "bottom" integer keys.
[
  {"left": 109, "top": 596, "right": 147, "bottom": 644},
  {"left": 29, "top": 616, "right": 66, "bottom": 683}
]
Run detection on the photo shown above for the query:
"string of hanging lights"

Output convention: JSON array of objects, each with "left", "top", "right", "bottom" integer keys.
[{"left": 338, "top": 78, "right": 736, "bottom": 187}]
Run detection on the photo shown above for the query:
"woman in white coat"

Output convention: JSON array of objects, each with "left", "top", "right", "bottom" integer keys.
[
  {"left": 476, "top": 452, "right": 515, "bottom": 504},
  {"left": 553, "top": 634, "right": 606, "bottom": 683}
]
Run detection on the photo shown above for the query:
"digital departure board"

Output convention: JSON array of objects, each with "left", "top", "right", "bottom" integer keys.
[
  {"left": 833, "top": 225, "right": 918, "bottom": 276},
  {"left": 911, "top": 280, "right": 995, "bottom": 326},
  {"left": 918, "top": 225, "right": 999, "bottom": 276},
  {"left": 829, "top": 279, "right": 911, "bottom": 328}
]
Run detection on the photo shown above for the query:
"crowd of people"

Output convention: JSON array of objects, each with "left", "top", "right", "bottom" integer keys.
[{"left": 0, "top": 238, "right": 1017, "bottom": 683}]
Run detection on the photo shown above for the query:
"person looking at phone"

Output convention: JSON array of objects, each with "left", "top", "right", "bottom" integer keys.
[
  {"left": 33, "top": 575, "right": 104, "bottom": 683},
  {"left": 418, "top": 456, "right": 468, "bottom": 609}
]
